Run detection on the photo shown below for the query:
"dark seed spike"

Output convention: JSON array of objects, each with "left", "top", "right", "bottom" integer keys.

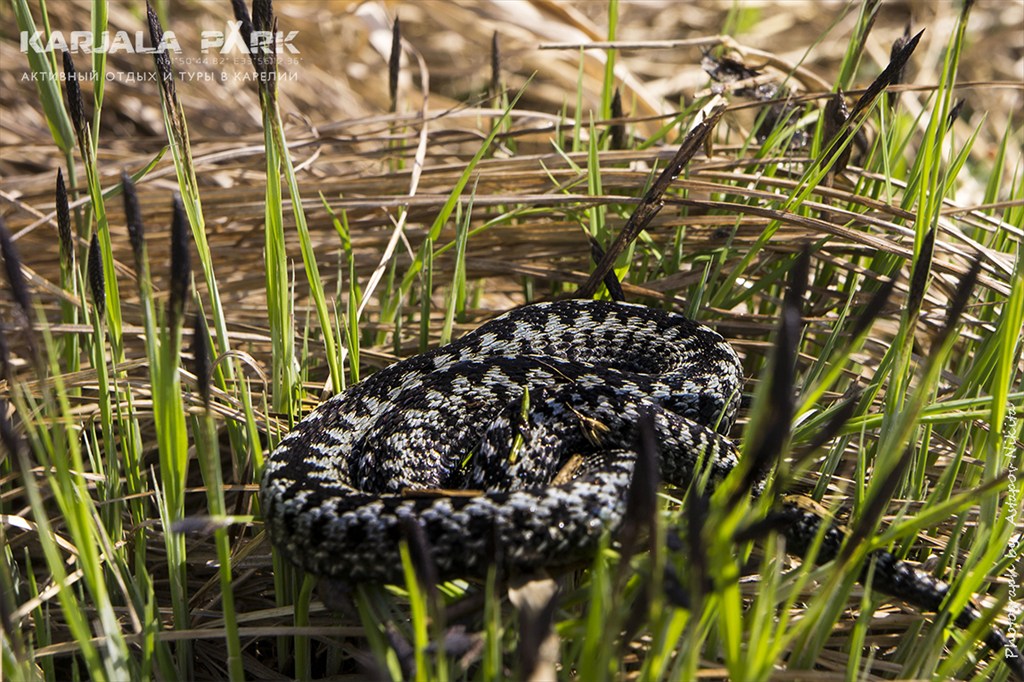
[
  {"left": 61, "top": 51, "right": 87, "bottom": 144},
  {"left": 932, "top": 258, "right": 982, "bottom": 352},
  {"left": 146, "top": 1, "right": 177, "bottom": 99},
  {"left": 389, "top": 16, "right": 401, "bottom": 113},
  {"left": 785, "top": 246, "right": 810, "bottom": 310},
  {"left": 398, "top": 516, "right": 439, "bottom": 596},
  {"left": 621, "top": 579, "right": 651, "bottom": 642},
  {"left": 229, "top": 0, "right": 253, "bottom": 29},
  {"left": 0, "top": 216, "right": 32, "bottom": 318},
  {"left": 635, "top": 410, "right": 661, "bottom": 535},
  {"left": 848, "top": 28, "right": 924, "bottom": 121},
  {"left": 0, "top": 217, "right": 40, "bottom": 376},
  {"left": 87, "top": 232, "right": 105, "bottom": 319},
  {"left": 790, "top": 390, "right": 862, "bottom": 470},
  {"left": 0, "top": 322, "right": 11, "bottom": 385},
  {"left": 892, "top": 21, "right": 913, "bottom": 55},
  {"left": 490, "top": 31, "right": 501, "bottom": 100},
  {"left": 190, "top": 314, "right": 211, "bottom": 408},
  {"left": 887, "top": 22, "right": 913, "bottom": 108},
  {"left": 229, "top": 0, "right": 257, "bottom": 71},
  {"left": 56, "top": 169, "right": 73, "bottom": 270},
  {"left": 266, "top": 16, "right": 280, "bottom": 90},
  {"left": 734, "top": 512, "right": 783, "bottom": 545},
  {"left": 841, "top": 444, "right": 916, "bottom": 559},
  {"left": 588, "top": 237, "right": 624, "bottom": 302},
  {"left": 776, "top": 249, "right": 809, "bottom": 399},
  {"left": 577, "top": 105, "right": 724, "bottom": 298},
  {"left": 0, "top": 399, "right": 17, "bottom": 464},
  {"left": 618, "top": 410, "right": 660, "bottom": 564},
  {"left": 946, "top": 98, "right": 965, "bottom": 131},
  {"left": 849, "top": 0, "right": 883, "bottom": 68},
  {"left": 241, "top": 0, "right": 277, "bottom": 101},
  {"left": 685, "top": 489, "right": 709, "bottom": 601},
  {"left": 763, "top": 249, "right": 805, "bottom": 447},
  {"left": 252, "top": 0, "right": 274, "bottom": 33},
  {"left": 907, "top": 227, "right": 936, "bottom": 316},
  {"left": 849, "top": 275, "right": 897, "bottom": 341},
  {"left": 168, "top": 193, "right": 191, "bottom": 333},
  {"left": 609, "top": 88, "right": 625, "bottom": 150},
  {"left": 121, "top": 171, "right": 145, "bottom": 272},
  {"left": 733, "top": 248, "right": 807, "bottom": 502},
  {"left": 252, "top": 8, "right": 279, "bottom": 95},
  {"left": 661, "top": 562, "right": 689, "bottom": 609}
]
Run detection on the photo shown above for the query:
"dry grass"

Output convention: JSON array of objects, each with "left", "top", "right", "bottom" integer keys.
[{"left": 1, "top": 1, "right": 1022, "bottom": 680}]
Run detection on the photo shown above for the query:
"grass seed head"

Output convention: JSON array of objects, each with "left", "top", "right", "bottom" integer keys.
[
  {"left": 168, "top": 193, "right": 191, "bottom": 331},
  {"left": 610, "top": 88, "right": 625, "bottom": 150},
  {"left": 87, "top": 232, "right": 104, "bottom": 319},
  {"left": 190, "top": 314, "right": 211, "bottom": 407},
  {"left": 55, "top": 169, "right": 73, "bottom": 269},
  {"left": 230, "top": 0, "right": 254, "bottom": 38},
  {"left": 0, "top": 216, "right": 31, "bottom": 318},
  {"left": 0, "top": 398, "right": 19, "bottom": 461},
  {"left": 887, "top": 23, "right": 914, "bottom": 107},
  {"left": 850, "top": 275, "right": 897, "bottom": 341},
  {"left": 792, "top": 390, "right": 862, "bottom": 469},
  {"left": 398, "top": 515, "right": 439, "bottom": 595},
  {"left": 121, "top": 171, "right": 145, "bottom": 271},
  {"left": 490, "top": 31, "right": 501, "bottom": 99},
  {"left": 252, "top": 0, "right": 274, "bottom": 33},
  {"left": 908, "top": 226, "right": 936, "bottom": 316},
  {"left": 230, "top": 0, "right": 257, "bottom": 76},
  {"left": 61, "top": 51, "right": 87, "bottom": 144},
  {"left": 0, "top": 324, "right": 10, "bottom": 385},
  {"left": 735, "top": 249, "right": 808, "bottom": 500},
  {"left": 850, "top": 28, "right": 924, "bottom": 120},
  {"left": 250, "top": 0, "right": 278, "bottom": 98},
  {"left": 146, "top": 1, "right": 177, "bottom": 104},
  {"left": 619, "top": 410, "right": 660, "bottom": 563},
  {"left": 389, "top": 16, "right": 401, "bottom": 112},
  {"left": 934, "top": 258, "right": 982, "bottom": 352},
  {"left": 947, "top": 98, "right": 966, "bottom": 130}
]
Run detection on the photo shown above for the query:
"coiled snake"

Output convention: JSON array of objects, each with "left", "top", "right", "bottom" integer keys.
[
  {"left": 261, "top": 299, "right": 1022, "bottom": 676},
  {"left": 262, "top": 300, "right": 740, "bottom": 579}
]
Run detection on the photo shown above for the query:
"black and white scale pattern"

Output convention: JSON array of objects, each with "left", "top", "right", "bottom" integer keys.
[
  {"left": 260, "top": 299, "right": 1023, "bottom": 676},
  {"left": 261, "top": 299, "right": 742, "bottom": 582}
]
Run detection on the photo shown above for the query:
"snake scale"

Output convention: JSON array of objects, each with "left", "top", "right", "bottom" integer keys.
[{"left": 261, "top": 299, "right": 1022, "bottom": 676}]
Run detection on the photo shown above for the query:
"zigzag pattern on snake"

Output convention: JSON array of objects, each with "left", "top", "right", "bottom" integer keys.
[{"left": 260, "top": 298, "right": 1022, "bottom": 676}]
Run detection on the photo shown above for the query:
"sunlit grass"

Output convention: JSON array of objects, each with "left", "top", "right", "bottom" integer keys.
[{"left": 1, "top": 0, "right": 1021, "bottom": 680}]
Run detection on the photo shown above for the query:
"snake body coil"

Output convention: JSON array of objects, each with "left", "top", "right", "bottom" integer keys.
[
  {"left": 261, "top": 300, "right": 742, "bottom": 581},
  {"left": 260, "top": 299, "right": 1022, "bottom": 676}
]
